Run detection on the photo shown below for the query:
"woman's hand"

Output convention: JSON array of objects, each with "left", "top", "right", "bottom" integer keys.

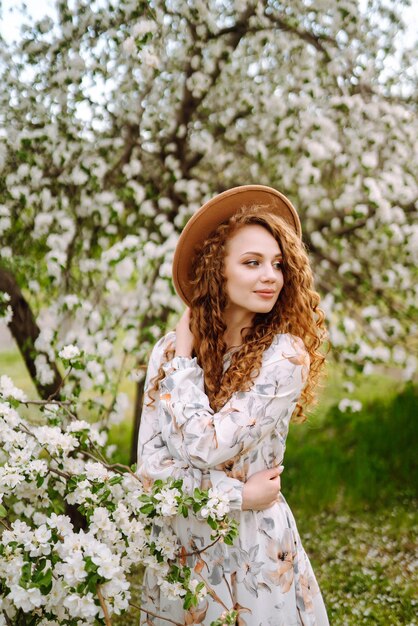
[
  {"left": 175, "top": 308, "right": 194, "bottom": 358},
  {"left": 241, "top": 466, "right": 284, "bottom": 511}
]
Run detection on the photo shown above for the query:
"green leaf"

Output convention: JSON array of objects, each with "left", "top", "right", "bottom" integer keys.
[
  {"left": 108, "top": 475, "right": 123, "bottom": 486},
  {"left": 36, "top": 474, "right": 45, "bottom": 487},
  {"left": 183, "top": 591, "right": 194, "bottom": 610},
  {"left": 71, "top": 361, "right": 85, "bottom": 370},
  {"left": 84, "top": 556, "right": 98, "bottom": 574},
  {"left": 37, "top": 569, "right": 53, "bottom": 594},
  {"left": 0, "top": 504, "right": 7, "bottom": 518},
  {"left": 19, "top": 561, "right": 32, "bottom": 585},
  {"left": 140, "top": 503, "right": 155, "bottom": 515},
  {"left": 86, "top": 573, "right": 101, "bottom": 593}
]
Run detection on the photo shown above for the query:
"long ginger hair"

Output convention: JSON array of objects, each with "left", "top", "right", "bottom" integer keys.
[{"left": 150, "top": 204, "right": 328, "bottom": 422}]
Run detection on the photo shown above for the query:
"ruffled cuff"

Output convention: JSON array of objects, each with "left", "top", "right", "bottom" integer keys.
[{"left": 161, "top": 356, "right": 199, "bottom": 376}]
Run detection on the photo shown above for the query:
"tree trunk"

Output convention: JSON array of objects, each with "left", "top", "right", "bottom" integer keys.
[
  {"left": 130, "top": 377, "right": 145, "bottom": 466},
  {"left": 0, "top": 267, "right": 62, "bottom": 398}
]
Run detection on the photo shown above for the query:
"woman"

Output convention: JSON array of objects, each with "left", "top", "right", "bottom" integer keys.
[{"left": 137, "top": 185, "right": 329, "bottom": 625}]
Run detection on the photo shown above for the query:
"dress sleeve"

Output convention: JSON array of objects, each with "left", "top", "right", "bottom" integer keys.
[
  {"left": 136, "top": 333, "right": 244, "bottom": 509},
  {"left": 158, "top": 334, "right": 309, "bottom": 470}
]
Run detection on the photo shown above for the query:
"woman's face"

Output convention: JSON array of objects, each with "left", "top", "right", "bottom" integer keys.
[{"left": 223, "top": 224, "right": 284, "bottom": 317}]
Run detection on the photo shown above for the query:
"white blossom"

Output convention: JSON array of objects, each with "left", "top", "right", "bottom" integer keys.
[
  {"left": 141, "top": 48, "right": 160, "bottom": 69},
  {"left": 189, "top": 577, "right": 208, "bottom": 600},
  {"left": 122, "top": 36, "right": 136, "bottom": 54},
  {"left": 35, "top": 354, "right": 55, "bottom": 385},
  {"left": 84, "top": 462, "right": 110, "bottom": 481},
  {"left": 0, "top": 376, "right": 27, "bottom": 402},
  {"left": 58, "top": 344, "right": 80, "bottom": 360},
  {"left": 338, "top": 399, "right": 363, "bottom": 413},
  {"left": 7, "top": 585, "right": 44, "bottom": 612},
  {"left": 159, "top": 580, "right": 186, "bottom": 600},
  {"left": 200, "top": 488, "right": 230, "bottom": 519},
  {"left": 63, "top": 592, "right": 99, "bottom": 618},
  {"left": 154, "top": 487, "right": 180, "bottom": 516},
  {"left": 92, "top": 549, "right": 121, "bottom": 579},
  {"left": 34, "top": 426, "right": 79, "bottom": 455},
  {"left": 115, "top": 257, "right": 135, "bottom": 281},
  {"left": 132, "top": 19, "right": 157, "bottom": 37}
]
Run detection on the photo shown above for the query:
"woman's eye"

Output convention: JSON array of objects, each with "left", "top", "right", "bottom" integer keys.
[{"left": 244, "top": 260, "right": 282, "bottom": 269}]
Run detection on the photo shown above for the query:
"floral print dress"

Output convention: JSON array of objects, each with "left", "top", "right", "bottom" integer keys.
[{"left": 137, "top": 331, "right": 329, "bottom": 626}]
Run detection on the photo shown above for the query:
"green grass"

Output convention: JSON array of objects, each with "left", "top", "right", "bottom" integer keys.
[
  {"left": 108, "top": 417, "right": 134, "bottom": 465},
  {"left": 302, "top": 505, "right": 417, "bottom": 625},
  {"left": 285, "top": 384, "right": 418, "bottom": 513},
  {"left": 0, "top": 349, "right": 39, "bottom": 397}
]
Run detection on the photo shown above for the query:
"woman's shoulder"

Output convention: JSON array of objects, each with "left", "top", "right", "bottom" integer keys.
[{"left": 262, "top": 332, "right": 309, "bottom": 367}]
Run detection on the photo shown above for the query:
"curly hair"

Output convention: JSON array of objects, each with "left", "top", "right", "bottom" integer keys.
[{"left": 149, "top": 204, "right": 328, "bottom": 422}]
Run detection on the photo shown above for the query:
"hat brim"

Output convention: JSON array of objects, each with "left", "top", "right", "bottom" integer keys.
[{"left": 172, "top": 184, "right": 302, "bottom": 305}]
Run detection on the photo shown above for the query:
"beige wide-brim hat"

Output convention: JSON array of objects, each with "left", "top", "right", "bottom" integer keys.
[{"left": 172, "top": 184, "right": 302, "bottom": 305}]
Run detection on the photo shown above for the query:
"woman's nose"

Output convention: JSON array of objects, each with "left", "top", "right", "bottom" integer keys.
[{"left": 260, "top": 264, "right": 276, "bottom": 281}]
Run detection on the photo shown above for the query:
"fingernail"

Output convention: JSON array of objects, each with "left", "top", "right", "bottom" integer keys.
[{"left": 278, "top": 465, "right": 284, "bottom": 473}]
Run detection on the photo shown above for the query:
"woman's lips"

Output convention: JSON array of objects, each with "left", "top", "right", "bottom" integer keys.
[{"left": 254, "top": 290, "right": 276, "bottom": 298}]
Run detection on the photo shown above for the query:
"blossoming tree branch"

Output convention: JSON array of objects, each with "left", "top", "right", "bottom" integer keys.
[{"left": 0, "top": 0, "right": 416, "bottom": 621}]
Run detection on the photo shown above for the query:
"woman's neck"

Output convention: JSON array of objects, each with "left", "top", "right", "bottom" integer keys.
[{"left": 223, "top": 308, "right": 254, "bottom": 350}]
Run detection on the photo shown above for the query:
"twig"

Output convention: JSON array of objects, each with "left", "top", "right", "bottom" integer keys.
[
  {"left": 196, "top": 572, "right": 229, "bottom": 611},
  {"left": 55, "top": 402, "right": 79, "bottom": 420},
  {"left": 48, "top": 466, "right": 71, "bottom": 480},
  {"left": 97, "top": 585, "right": 112, "bottom": 626},
  {"left": 74, "top": 449, "right": 144, "bottom": 486},
  {"left": 22, "top": 399, "right": 73, "bottom": 406},
  {"left": 81, "top": 450, "right": 142, "bottom": 483},
  {"left": 129, "top": 602, "right": 184, "bottom": 626},
  {"left": 46, "top": 365, "right": 73, "bottom": 402},
  {"left": 183, "top": 535, "right": 221, "bottom": 556},
  {"left": 2, "top": 610, "right": 13, "bottom": 626},
  {"left": 106, "top": 462, "right": 142, "bottom": 482},
  {"left": 0, "top": 518, "right": 12, "bottom": 531},
  {"left": 222, "top": 573, "right": 234, "bottom": 604}
]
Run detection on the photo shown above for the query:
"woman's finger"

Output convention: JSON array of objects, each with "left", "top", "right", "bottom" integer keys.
[
  {"left": 269, "top": 474, "right": 282, "bottom": 485},
  {"left": 268, "top": 465, "right": 284, "bottom": 478}
]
